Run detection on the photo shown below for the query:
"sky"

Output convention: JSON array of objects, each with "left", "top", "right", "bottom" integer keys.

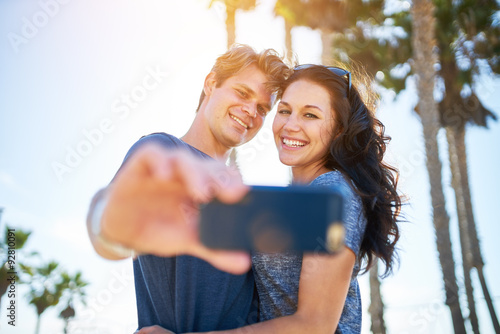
[{"left": 0, "top": 0, "right": 499, "bottom": 333}]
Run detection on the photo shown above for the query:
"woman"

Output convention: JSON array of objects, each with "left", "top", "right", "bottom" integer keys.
[
  {"left": 249, "top": 64, "right": 401, "bottom": 333},
  {"left": 139, "top": 64, "right": 402, "bottom": 333}
]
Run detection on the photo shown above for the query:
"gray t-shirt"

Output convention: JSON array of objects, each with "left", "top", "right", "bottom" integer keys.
[{"left": 252, "top": 170, "right": 367, "bottom": 333}]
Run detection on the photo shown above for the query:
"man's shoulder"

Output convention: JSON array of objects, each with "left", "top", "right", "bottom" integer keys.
[
  {"left": 137, "top": 132, "right": 183, "bottom": 147},
  {"left": 126, "top": 132, "right": 209, "bottom": 160}
]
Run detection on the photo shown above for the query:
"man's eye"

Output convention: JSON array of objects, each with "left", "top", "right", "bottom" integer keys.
[
  {"left": 258, "top": 106, "right": 268, "bottom": 116},
  {"left": 236, "top": 89, "right": 248, "bottom": 98}
]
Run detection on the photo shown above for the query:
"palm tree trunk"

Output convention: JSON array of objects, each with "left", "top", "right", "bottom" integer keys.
[
  {"left": 284, "top": 19, "right": 293, "bottom": 64},
  {"left": 446, "top": 125, "right": 479, "bottom": 334},
  {"left": 477, "top": 268, "right": 500, "bottom": 333},
  {"left": 452, "top": 125, "right": 500, "bottom": 332},
  {"left": 226, "top": 5, "right": 236, "bottom": 48},
  {"left": 225, "top": 2, "right": 236, "bottom": 169},
  {"left": 225, "top": 2, "right": 239, "bottom": 169},
  {"left": 411, "top": 0, "right": 466, "bottom": 332},
  {"left": 320, "top": 30, "right": 334, "bottom": 65},
  {"left": 35, "top": 314, "right": 41, "bottom": 334},
  {"left": 368, "top": 261, "right": 386, "bottom": 334},
  {"left": 0, "top": 276, "right": 7, "bottom": 310}
]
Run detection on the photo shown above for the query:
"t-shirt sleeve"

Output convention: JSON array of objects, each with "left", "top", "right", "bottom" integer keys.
[
  {"left": 110, "top": 133, "right": 185, "bottom": 182},
  {"left": 123, "top": 132, "right": 182, "bottom": 163},
  {"left": 310, "top": 172, "right": 367, "bottom": 257}
]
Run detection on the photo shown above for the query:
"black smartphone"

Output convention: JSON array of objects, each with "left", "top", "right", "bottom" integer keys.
[{"left": 199, "top": 185, "right": 345, "bottom": 253}]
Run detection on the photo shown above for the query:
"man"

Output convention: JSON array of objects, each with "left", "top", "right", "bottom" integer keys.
[{"left": 86, "top": 44, "right": 291, "bottom": 332}]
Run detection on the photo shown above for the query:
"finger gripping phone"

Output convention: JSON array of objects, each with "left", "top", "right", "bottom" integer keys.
[{"left": 199, "top": 185, "right": 345, "bottom": 253}]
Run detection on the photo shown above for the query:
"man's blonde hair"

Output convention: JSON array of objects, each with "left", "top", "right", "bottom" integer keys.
[{"left": 196, "top": 44, "right": 291, "bottom": 111}]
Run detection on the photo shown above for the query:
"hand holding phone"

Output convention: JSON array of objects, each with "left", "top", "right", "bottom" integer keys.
[{"left": 200, "top": 185, "right": 345, "bottom": 254}]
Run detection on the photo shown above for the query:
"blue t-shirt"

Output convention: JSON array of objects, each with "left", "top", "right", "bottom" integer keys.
[
  {"left": 252, "top": 170, "right": 367, "bottom": 333},
  {"left": 122, "top": 133, "right": 258, "bottom": 332}
]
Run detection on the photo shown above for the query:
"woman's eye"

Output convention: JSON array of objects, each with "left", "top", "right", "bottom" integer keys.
[
  {"left": 278, "top": 109, "right": 290, "bottom": 115},
  {"left": 305, "top": 113, "right": 318, "bottom": 119}
]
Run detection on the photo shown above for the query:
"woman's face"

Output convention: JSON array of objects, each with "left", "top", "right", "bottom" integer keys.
[{"left": 273, "top": 79, "right": 336, "bottom": 170}]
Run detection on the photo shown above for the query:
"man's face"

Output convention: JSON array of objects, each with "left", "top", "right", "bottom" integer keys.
[{"left": 203, "top": 65, "right": 273, "bottom": 149}]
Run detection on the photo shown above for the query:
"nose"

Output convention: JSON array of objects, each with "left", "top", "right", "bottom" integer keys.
[
  {"left": 283, "top": 114, "right": 300, "bottom": 132},
  {"left": 242, "top": 102, "right": 257, "bottom": 118}
]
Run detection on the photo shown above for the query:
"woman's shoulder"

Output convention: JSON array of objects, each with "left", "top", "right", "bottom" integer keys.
[
  {"left": 312, "top": 170, "right": 367, "bottom": 259},
  {"left": 310, "top": 170, "right": 360, "bottom": 211},
  {"left": 310, "top": 170, "right": 353, "bottom": 193},
  {"left": 311, "top": 170, "right": 361, "bottom": 209}
]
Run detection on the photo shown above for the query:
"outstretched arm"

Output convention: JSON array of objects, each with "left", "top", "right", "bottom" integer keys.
[
  {"left": 86, "top": 143, "right": 251, "bottom": 274},
  {"left": 136, "top": 246, "right": 355, "bottom": 334}
]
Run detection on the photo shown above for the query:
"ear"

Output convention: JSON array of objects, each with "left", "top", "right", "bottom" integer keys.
[{"left": 203, "top": 72, "right": 217, "bottom": 97}]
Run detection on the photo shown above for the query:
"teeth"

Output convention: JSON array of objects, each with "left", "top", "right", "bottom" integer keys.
[
  {"left": 230, "top": 115, "right": 248, "bottom": 129},
  {"left": 283, "top": 138, "right": 306, "bottom": 147}
]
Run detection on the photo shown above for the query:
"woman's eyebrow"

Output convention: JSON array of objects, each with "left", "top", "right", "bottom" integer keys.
[
  {"left": 304, "top": 104, "right": 323, "bottom": 111},
  {"left": 279, "top": 101, "right": 323, "bottom": 112}
]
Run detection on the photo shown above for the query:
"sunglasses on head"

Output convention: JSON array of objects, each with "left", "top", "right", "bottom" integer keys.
[{"left": 294, "top": 64, "right": 352, "bottom": 99}]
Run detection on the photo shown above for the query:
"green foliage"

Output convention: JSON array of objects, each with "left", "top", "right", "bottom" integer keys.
[
  {"left": 19, "top": 258, "right": 90, "bottom": 332},
  {"left": 60, "top": 270, "right": 88, "bottom": 309},
  {"left": 18, "top": 258, "right": 89, "bottom": 333},
  {"left": 23, "top": 261, "right": 66, "bottom": 316},
  {"left": 0, "top": 220, "right": 32, "bottom": 306},
  {"left": 2, "top": 224, "right": 31, "bottom": 249},
  {"left": 275, "top": 0, "right": 385, "bottom": 32},
  {"left": 432, "top": 0, "right": 499, "bottom": 128},
  {"left": 330, "top": 3, "right": 414, "bottom": 94},
  {"left": 276, "top": 0, "right": 499, "bottom": 127},
  {"left": 58, "top": 271, "right": 89, "bottom": 333},
  {"left": 0, "top": 211, "right": 89, "bottom": 332}
]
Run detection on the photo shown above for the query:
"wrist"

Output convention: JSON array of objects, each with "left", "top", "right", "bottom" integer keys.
[{"left": 91, "top": 192, "right": 135, "bottom": 259}]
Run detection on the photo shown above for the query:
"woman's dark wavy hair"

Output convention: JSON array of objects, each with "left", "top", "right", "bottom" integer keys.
[{"left": 279, "top": 65, "right": 402, "bottom": 276}]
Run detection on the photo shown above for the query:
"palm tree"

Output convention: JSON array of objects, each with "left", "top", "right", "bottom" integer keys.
[
  {"left": 274, "top": 0, "right": 354, "bottom": 64},
  {"left": 59, "top": 304, "right": 75, "bottom": 333},
  {"left": 434, "top": 1, "right": 499, "bottom": 332},
  {"left": 273, "top": 1, "right": 295, "bottom": 63},
  {"left": 58, "top": 271, "right": 88, "bottom": 334},
  {"left": 410, "top": 0, "right": 467, "bottom": 331},
  {"left": 22, "top": 261, "right": 66, "bottom": 334},
  {"left": 209, "top": 0, "right": 257, "bottom": 48},
  {"left": 368, "top": 261, "right": 386, "bottom": 334},
  {"left": 324, "top": 0, "right": 499, "bottom": 331},
  {"left": 209, "top": 0, "right": 258, "bottom": 168},
  {"left": 0, "top": 213, "right": 32, "bottom": 310}
]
